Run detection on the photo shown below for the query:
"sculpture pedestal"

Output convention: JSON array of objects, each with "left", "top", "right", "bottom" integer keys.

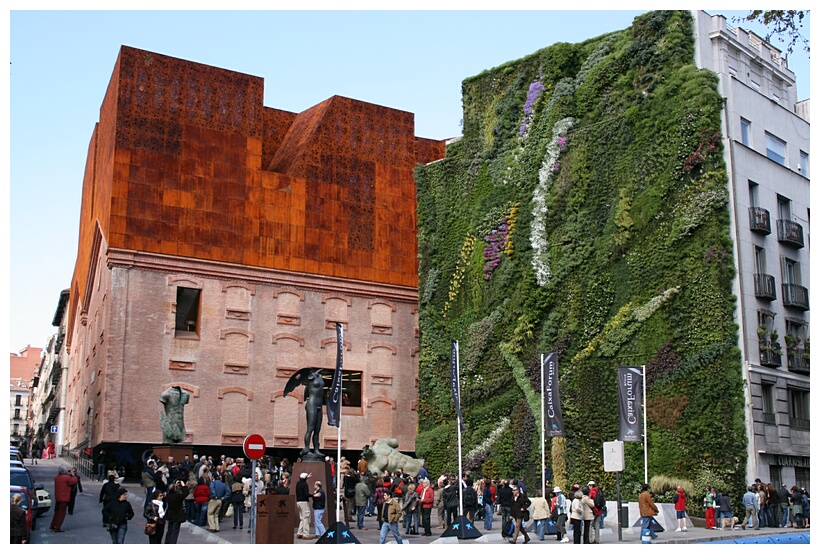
[
  {"left": 256, "top": 494, "right": 295, "bottom": 544},
  {"left": 152, "top": 445, "right": 193, "bottom": 464},
  {"left": 292, "top": 460, "right": 337, "bottom": 531}
]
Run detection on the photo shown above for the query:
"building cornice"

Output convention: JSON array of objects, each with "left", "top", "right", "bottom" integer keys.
[{"left": 106, "top": 248, "right": 419, "bottom": 303}]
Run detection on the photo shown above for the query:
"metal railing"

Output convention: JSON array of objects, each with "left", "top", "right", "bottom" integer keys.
[
  {"left": 749, "top": 207, "right": 771, "bottom": 234},
  {"left": 753, "top": 273, "right": 777, "bottom": 300},
  {"left": 776, "top": 219, "right": 804, "bottom": 248},
  {"left": 759, "top": 344, "right": 782, "bottom": 368},
  {"left": 782, "top": 283, "right": 809, "bottom": 310}
]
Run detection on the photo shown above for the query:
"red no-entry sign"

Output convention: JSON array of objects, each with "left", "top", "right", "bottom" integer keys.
[{"left": 243, "top": 433, "right": 267, "bottom": 460}]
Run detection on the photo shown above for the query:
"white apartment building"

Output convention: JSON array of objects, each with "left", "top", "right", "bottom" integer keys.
[{"left": 694, "top": 10, "right": 810, "bottom": 489}]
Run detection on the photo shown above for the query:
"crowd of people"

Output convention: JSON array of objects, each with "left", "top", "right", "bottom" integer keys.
[
  {"left": 31, "top": 447, "right": 810, "bottom": 545},
  {"left": 703, "top": 480, "right": 810, "bottom": 531}
]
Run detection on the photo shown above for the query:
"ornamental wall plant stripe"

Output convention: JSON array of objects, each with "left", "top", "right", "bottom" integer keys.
[{"left": 415, "top": 10, "right": 746, "bottom": 502}]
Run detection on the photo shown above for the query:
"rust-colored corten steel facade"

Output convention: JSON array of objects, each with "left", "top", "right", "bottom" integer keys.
[{"left": 63, "top": 46, "right": 444, "bottom": 457}]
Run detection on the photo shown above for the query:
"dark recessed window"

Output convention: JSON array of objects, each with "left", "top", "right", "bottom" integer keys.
[
  {"left": 175, "top": 287, "right": 201, "bottom": 337},
  {"left": 319, "top": 368, "right": 363, "bottom": 408}
]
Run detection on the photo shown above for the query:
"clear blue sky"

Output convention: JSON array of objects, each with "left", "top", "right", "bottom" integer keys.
[{"left": 3, "top": 4, "right": 812, "bottom": 354}]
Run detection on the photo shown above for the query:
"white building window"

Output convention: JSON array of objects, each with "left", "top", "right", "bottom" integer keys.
[
  {"left": 740, "top": 118, "right": 751, "bottom": 147},
  {"left": 749, "top": 71, "right": 761, "bottom": 92},
  {"left": 765, "top": 133, "right": 786, "bottom": 165},
  {"left": 799, "top": 151, "right": 809, "bottom": 178}
]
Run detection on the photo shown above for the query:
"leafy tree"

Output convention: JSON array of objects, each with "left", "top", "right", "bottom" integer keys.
[{"left": 737, "top": 10, "right": 810, "bottom": 56}]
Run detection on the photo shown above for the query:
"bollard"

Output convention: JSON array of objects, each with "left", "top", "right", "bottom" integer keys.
[{"left": 641, "top": 527, "right": 653, "bottom": 544}]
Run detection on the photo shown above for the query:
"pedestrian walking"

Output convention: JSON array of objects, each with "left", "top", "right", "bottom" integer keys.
[
  {"left": 100, "top": 472, "right": 121, "bottom": 526},
  {"left": 144, "top": 489, "right": 166, "bottom": 543},
  {"left": 508, "top": 483, "right": 531, "bottom": 544},
  {"left": 638, "top": 483, "right": 659, "bottom": 541},
  {"left": 102, "top": 487, "right": 135, "bottom": 544},
  {"left": 378, "top": 490, "right": 404, "bottom": 544},
  {"left": 551, "top": 485, "right": 570, "bottom": 542}
]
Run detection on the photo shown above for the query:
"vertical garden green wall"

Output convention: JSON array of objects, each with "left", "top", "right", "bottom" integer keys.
[{"left": 415, "top": 10, "right": 746, "bottom": 502}]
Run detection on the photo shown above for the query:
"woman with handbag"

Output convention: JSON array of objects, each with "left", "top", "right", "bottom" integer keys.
[
  {"left": 102, "top": 488, "right": 135, "bottom": 544},
  {"left": 144, "top": 489, "right": 166, "bottom": 543},
  {"left": 231, "top": 479, "right": 246, "bottom": 529}
]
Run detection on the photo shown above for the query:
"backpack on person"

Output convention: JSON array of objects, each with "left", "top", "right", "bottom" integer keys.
[{"left": 594, "top": 489, "right": 606, "bottom": 509}]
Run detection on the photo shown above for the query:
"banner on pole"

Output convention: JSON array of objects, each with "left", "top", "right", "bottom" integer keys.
[
  {"left": 617, "top": 366, "right": 643, "bottom": 442},
  {"left": 543, "top": 352, "right": 566, "bottom": 437},
  {"left": 451, "top": 340, "right": 464, "bottom": 431},
  {"left": 327, "top": 323, "right": 344, "bottom": 427}
]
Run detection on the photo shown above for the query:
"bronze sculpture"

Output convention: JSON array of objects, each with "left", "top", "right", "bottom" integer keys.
[
  {"left": 159, "top": 385, "right": 190, "bottom": 444},
  {"left": 284, "top": 367, "right": 327, "bottom": 461}
]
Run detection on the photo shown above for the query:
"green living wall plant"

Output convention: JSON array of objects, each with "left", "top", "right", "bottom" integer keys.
[{"left": 415, "top": 10, "right": 746, "bottom": 502}]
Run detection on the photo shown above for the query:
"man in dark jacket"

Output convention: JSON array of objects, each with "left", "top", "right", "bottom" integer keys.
[
  {"left": 509, "top": 484, "right": 531, "bottom": 543},
  {"left": 463, "top": 477, "right": 478, "bottom": 524},
  {"left": 442, "top": 478, "right": 460, "bottom": 527},
  {"left": 163, "top": 480, "right": 189, "bottom": 543},
  {"left": 497, "top": 479, "right": 514, "bottom": 537}
]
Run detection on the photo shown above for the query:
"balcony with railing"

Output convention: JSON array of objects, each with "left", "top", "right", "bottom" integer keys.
[
  {"left": 759, "top": 341, "right": 782, "bottom": 368},
  {"left": 749, "top": 207, "right": 771, "bottom": 234},
  {"left": 782, "top": 283, "right": 809, "bottom": 311},
  {"left": 776, "top": 219, "right": 804, "bottom": 248},
  {"left": 787, "top": 348, "right": 809, "bottom": 375},
  {"left": 789, "top": 416, "right": 810, "bottom": 430},
  {"left": 753, "top": 273, "right": 777, "bottom": 300}
]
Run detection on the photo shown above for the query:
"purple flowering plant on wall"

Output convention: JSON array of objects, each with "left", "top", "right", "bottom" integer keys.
[
  {"left": 483, "top": 219, "right": 509, "bottom": 279},
  {"left": 519, "top": 79, "right": 546, "bottom": 136}
]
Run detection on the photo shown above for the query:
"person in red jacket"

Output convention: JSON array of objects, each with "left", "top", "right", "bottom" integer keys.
[
  {"left": 193, "top": 477, "right": 211, "bottom": 526},
  {"left": 418, "top": 478, "right": 435, "bottom": 536},
  {"left": 673, "top": 486, "right": 688, "bottom": 531},
  {"left": 49, "top": 465, "right": 79, "bottom": 532}
]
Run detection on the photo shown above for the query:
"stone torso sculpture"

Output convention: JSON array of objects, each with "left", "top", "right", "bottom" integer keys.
[
  {"left": 159, "top": 386, "right": 190, "bottom": 444},
  {"left": 362, "top": 438, "right": 425, "bottom": 476}
]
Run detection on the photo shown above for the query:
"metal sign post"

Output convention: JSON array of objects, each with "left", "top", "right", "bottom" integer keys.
[
  {"left": 243, "top": 433, "right": 267, "bottom": 544},
  {"left": 604, "top": 440, "right": 625, "bottom": 542}
]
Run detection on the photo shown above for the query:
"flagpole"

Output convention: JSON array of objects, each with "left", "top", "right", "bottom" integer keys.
[
  {"left": 540, "top": 353, "right": 546, "bottom": 499},
  {"left": 334, "top": 323, "right": 344, "bottom": 525},
  {"left": 642, "top": 364, "right": 648, "bottom": 484},
  {"left": 455, "top": 340, "right": 464, "bottom": 517},
  {"left": 335, "top": 375, "right": 342, "bottom": 525}
]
